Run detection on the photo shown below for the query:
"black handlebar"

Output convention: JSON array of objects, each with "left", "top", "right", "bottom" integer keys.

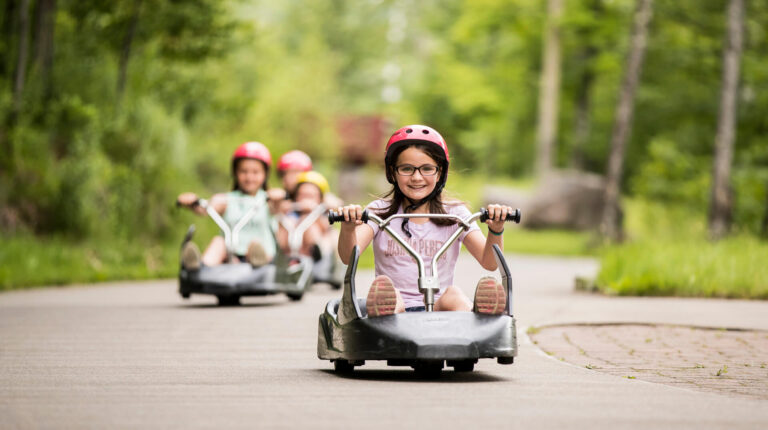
[
  {"left": 479, "top": 207, "right": 522, "bottom": 224},
  {"left": 328, "top": 209, "right": 369, "bottom": 225},
  {"left": 329, "top": 207, "right": 521, "bottom": 225},
  {"left": 176, "top": 199, "right": 200, "bottom": 209}
]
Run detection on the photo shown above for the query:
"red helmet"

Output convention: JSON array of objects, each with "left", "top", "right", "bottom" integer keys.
[
  {"left": 232, "top": 141, "right": 272, "bottom": 167},
  {"left": 277, "top": 150, "right": 313, "bottom": 172},
  {"left": 385, "top": 125, "right": 449, "bottom": 163}
]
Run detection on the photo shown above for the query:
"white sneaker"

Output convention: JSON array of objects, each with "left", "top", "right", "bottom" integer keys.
[
  {"left": 246, "top": 241, "right": 269, "bottom": 267},
  {"left": 181, "top": 242, "right": 201, "bottom": 270}
]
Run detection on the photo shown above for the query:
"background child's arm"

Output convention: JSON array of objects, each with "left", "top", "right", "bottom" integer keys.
[{"left": 177, "top": 192, "right": 227, "bottom": 216}]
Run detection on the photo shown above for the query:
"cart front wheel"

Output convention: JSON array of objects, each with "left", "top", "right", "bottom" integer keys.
[
  {"left": 217, "top": 295, "right": 240, "bottom": 306},
  {"left": 334, "top": 360, "right": 354, "bottom": 373}
]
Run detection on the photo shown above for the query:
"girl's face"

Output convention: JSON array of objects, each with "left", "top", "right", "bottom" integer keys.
[
  {"left": 394, "top": 146, "right": 440, "bottom": 202},
  {"left": 295, "top": 183, "right": 322, "bottom": 207},
  {"left": 235, "top": 159, "right": 266, "bottom": 195},
  {"left": 281, "top": 169, "right": 303, "bottom": 193}
]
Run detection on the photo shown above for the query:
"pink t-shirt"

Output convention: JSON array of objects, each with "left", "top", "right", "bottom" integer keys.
[{"left": 364, "top": 199, "right": 481, "bottom": 308}]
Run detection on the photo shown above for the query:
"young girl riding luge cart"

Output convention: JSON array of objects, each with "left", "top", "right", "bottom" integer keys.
[
  {"left": 336, "top": 124, "right": 516, "bottom": 316},
  {"left": 177, "top": 141, "right": 276, "bottom": 269},
  {"left": 319, "top": 124, "right": 521, "bottom": 375}
]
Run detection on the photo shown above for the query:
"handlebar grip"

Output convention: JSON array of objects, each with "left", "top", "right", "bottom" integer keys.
[
  {"left": 176, "top": 199, "right": 201, "bottom": 209},
  {"left": 328, "top": 209, "right": 369, "bottom": 225},
  {"left": 479, "top": 207, "right": 522, "bottom": 224}
]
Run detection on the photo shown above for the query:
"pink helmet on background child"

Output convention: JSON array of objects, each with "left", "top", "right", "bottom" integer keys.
[
  {"left": 231, "top": 141, "right": 272, "bottom": 190},
  {"left": 277, "top": 150, "right": 313, "bottom": 173},
  {"left": 232, "top": 141, "right": 272, "bottom": 167}
]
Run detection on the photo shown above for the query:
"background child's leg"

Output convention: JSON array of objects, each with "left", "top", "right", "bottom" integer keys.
[
  {"left": 300, "top": 223, "right": 323, "bottom": 256},
  {"left": 434, "top": 285, "right": 472, "bottom": 311},
  {"left": 202, "top": 236, "right": 227, "bottom": 266}
]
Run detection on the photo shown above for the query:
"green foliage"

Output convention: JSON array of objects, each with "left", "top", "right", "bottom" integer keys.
[
  {"left": 0, "top": 233, "right": 180, "bottom": 289},
  {"left": 2, "top": 0, "right": 768, "bottom": 289},
  {"left": 595, "top": 199, "right": 768, "bottom": 299},
  {"left": 596, "top": 236, "right": 768, "bottom": 299}
]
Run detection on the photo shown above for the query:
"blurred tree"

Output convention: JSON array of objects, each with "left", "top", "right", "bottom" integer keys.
[
  {"left": 32, "top": 0, "right": 56, "bottom": 103},
  {"left": 536, "top": 0, "right": 563, "bottom": 176},
  {"left": 601, "top": 0, "right": 653, "bottom": 242},
  {"left": 12, "top": 0, "right": 30, "bottom": 115},
  {"left": 568, "top": 0, "right": 603, "bottom": 170},
  {"left": 709, "top": 0, "right": 744, "bottom": 240}
]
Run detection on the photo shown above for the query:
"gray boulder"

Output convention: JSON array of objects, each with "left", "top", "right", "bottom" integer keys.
[{"left": 483, "top": 170, "right": 609, "bottom": 230}]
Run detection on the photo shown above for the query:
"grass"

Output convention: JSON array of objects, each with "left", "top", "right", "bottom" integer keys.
[
  {"left": 0, "top": 234, "right": 180, "bottom": 290},
  {"left": 592, "top": 199, "right": 768, "bottom": 300},
  {"left": 594, "top": 236, "right": 768, "bottom": 299}
]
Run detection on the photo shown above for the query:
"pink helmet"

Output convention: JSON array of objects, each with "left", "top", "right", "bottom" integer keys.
[
  {"left": 232, "top": 141, "right": 272, "bottom": 167},
  {"left": 385, "top": 125, "right": 449, "bottom": 163},
  {"left": 384, "top": 125, "right": 449, "bottom": 187},
  {"left": 277, "top": 150, "right": 313, "bottom": 172}
]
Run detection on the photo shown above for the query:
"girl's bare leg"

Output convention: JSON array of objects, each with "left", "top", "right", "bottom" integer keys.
[
  {"left": 434, "top": 285, "right": 472, "bottom": 311},
  {"left": 300, "top": 223, "right": 324, "bottom": 257},
  {"left": 202, "top": 236, "right": 227, "bottom": 266}
]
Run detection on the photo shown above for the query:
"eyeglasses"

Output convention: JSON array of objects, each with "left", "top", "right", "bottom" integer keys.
[{"left": 395, "top": 164, "right": 439, "bottom": 176}]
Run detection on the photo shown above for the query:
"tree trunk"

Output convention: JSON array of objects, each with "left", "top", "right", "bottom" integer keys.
[
  {"left": 570, "top": 45, "right": 596, "bottom": 171},
  {"left": 116, "top": 0, "right": 143, "bottom": 105},
  {"left": 600, "top": 0, "right": 653, "bottom": 242},
  {"left": 536, "top": 0, "right": 563, "bottom": 177},
  {"left": 1, "top": 0, "right": 17, "bottom": 79},
  {"left": 12, "top": 0, "right": 30, "bottom": 114},
  {"left": 570, "top": 0, "right": 602, "bottom": 171},
  {"left": 33, "top": 0, "right": 57, "bottom": 102},
  {"left": 708, "top": 0, "right": 744, "bottom": 241}
]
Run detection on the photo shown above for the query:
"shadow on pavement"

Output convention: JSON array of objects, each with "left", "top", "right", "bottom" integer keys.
[
  {"left": 173, "top": 301, "right": 285, "bottom": 309},
  {"left": 315, "top": 368, "right": 509, "bottom": 383}
]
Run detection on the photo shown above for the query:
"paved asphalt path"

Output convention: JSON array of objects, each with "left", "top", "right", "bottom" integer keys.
[{"left": 2, "top": 254, "right": 767, "bottom": 429}]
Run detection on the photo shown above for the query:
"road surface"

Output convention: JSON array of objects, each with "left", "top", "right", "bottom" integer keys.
[{"left": 1, "top": 254, "right": 767, "bottom": 429}]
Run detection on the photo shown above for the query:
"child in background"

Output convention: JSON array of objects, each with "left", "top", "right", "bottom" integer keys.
[
  {"left": 277, "top": 171, "right": 334, "bottom": 260},
  {"left": 177, "top": 142, "right": 277, "bottom": 269},
  {"left": 276, "top": 150, "right": 313, "bottom": 200},
  {"left": 273, "top": 150, "right": 343, "bottom": 210}
]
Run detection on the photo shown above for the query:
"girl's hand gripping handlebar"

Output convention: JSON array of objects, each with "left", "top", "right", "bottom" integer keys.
[
  {"left": 479, "top": 207, "right": 522, "bottom": 224},
  {"left": 328, "top": 207, "right": 369, "bottom": 224}
]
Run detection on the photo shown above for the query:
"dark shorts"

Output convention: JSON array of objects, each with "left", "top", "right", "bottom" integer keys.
[{"left": 405, "top": 306, "right": 426, "bottom": 312}]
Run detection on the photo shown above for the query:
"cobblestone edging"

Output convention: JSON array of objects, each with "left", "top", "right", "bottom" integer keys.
[{"left": 528, "top": 323, "right": 768, "bottom": 400}]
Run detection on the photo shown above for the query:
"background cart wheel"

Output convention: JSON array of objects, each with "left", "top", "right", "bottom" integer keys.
[
  {"left": 217, "top": 295, "right": 240, "bottom": 306},
  {"left": 334, "top": 360, "right": 354, "bottom": 373},
  {"left": 286, "top": 292, "right": 304, "bottom": 301},
  {"left": 450, "top": 360, "right": 475, "bottom": 372},
  {"left": 413, "top": 361, "right": 443, "bottom": 379}
]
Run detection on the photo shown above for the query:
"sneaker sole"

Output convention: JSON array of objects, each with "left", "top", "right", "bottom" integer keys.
[
  {"left": 247, "top": 242, "right": 269, "bottom": 267},
  {"left": 474, "top": 277, "right": 506, "bottom": 314},
  {"left": 181, "top": 244, "right": 201, "bottom": 270},
  {"left": 366, "top": 277, "right": 398, "bottom": 317}
]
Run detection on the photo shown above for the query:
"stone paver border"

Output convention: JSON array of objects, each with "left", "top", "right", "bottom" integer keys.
[{"left": 528, "top": 323, "right": 768, "bottom": 400}]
